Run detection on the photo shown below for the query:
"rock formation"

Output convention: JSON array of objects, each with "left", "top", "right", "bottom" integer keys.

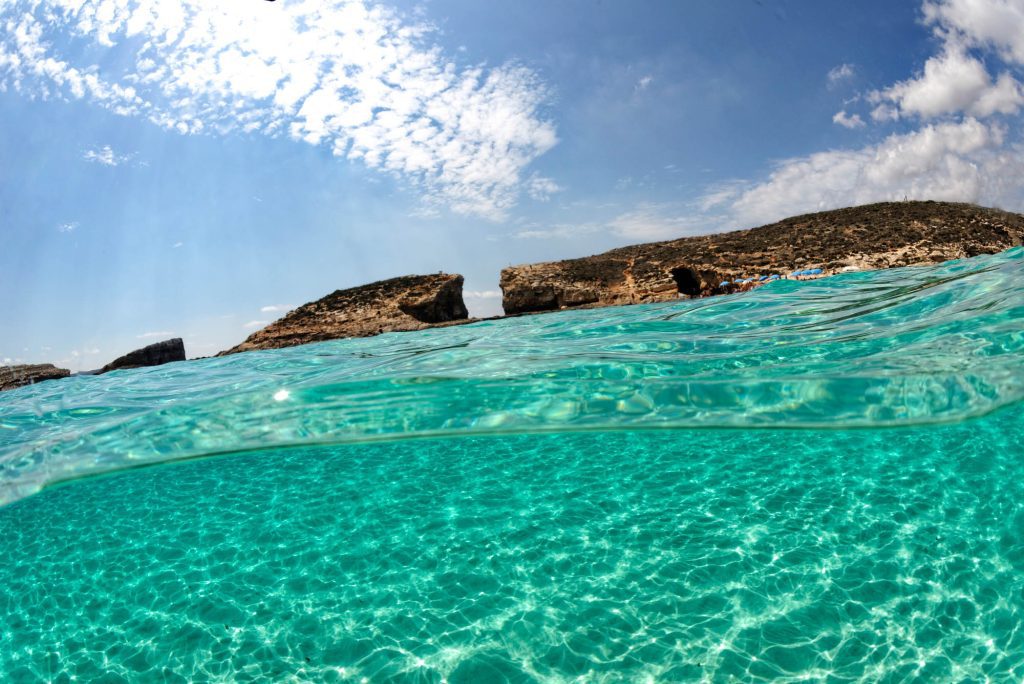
[
  {"left": 221, "top": 273, "right": 469, "bottom": 355},
  {"left": 100, "top": 338, "right": 186, "bottom": 373},
  {"left": 500, "top": 201, "right": 1024, "bottom": 314},
  {"left": 0, "top": 364, "right": 70, "bottom": 392}
]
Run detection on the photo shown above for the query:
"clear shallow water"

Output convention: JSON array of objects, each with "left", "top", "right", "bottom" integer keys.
[
  {"left": 3, "top": 248, "right": 1023, "bottom": 505},
  {"left": 1, "top": 249, "right": 1024, "bottom": 681}
]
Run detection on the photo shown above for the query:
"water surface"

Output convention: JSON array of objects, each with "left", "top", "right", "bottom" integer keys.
[{"left": 2, "top": 249, "right": 1023, "bottom": 681}]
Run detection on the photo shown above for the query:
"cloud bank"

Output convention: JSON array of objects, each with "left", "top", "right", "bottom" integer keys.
[
  {"left": 716, "top": 0, "right": 1024, "bottom": 229},
  {"left": 0, "top": 0, "right": 558, "bottom": 219},
  {"left": 514, "top": 1, "right": 1024, "bottom": 247},
  {"left": 82, "top": 144, "right": 134, "bottom": 166}
]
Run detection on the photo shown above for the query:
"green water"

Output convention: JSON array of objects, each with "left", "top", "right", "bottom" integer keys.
[{"left": 2, "top": 249, "right": 1024, "bottom": 681}]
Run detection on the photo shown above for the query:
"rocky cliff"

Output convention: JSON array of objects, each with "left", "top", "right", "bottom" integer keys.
[
  {"left": 500, "top": 201, "right": 1024, "bottom": 314},
  {"left": 0, "top": 364, "right": 70, "bottom": 392},
  {"left": 221, "top": 273, "right": 469, "bottom": 355},
  {"left": 100, "top": 338, "right": 186, "bottom": 373}
]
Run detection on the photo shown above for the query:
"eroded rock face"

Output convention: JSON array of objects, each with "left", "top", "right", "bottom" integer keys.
[
  {"left": 100, "top": 338, "right": 186, "bottom": 373},
  {"left": 0, "top": 364, "right": 71, "bottom": 392},
  {"left": 500, "top": 201, "right": 1024, "bottom": 314},
  {"left": 221, "top": 273, "right": 469, "bottom": 355}
]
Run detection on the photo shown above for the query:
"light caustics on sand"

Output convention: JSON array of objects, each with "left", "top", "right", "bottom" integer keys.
[{"left": 1, "top": 249, "right": 1023, "bottom": 681}]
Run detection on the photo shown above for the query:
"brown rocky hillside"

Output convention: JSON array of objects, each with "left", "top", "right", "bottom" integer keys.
[
  {"left": 500, "top": 201, "right": 1024, "bottom": 314},
  {"left": 220, "top": 273, "right": 468, "bottom": 355}
]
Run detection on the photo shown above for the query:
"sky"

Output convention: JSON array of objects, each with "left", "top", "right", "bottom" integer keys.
[{"left": 3, "top": 0, "right": 1024, "bottom": 370}]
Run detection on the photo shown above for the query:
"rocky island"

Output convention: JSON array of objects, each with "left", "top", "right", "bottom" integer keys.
[
  {"left": 6, "top": 201, "right": 1022, "bottom": 374},
  {"left": 221, "top": 273, "right": 469, "bottom": 355},
  {"left": 100, "top": 338, "right": 186, "bottom": 373},
  {"left": 0, "top": 364, "right": 71, "bottom": 392},
  {"left": 500, "top": 201, "right": 1024, "bottom": 314}
]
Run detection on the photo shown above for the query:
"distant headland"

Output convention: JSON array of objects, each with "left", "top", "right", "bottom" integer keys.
[{"left": 3, "top": 200, "right": 1023, "bottom": 391}]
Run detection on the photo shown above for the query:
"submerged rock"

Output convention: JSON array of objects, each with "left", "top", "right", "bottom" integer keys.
[
  {"left": 500, "top": 201, "right": 1024, "bottom": 314},
  {"left": 100, "top": 338, "right": 186, "bottom": 373},
  {"left": 0, "top": 364, "right": 71, "bottom": 392},
  {"left": 221, "top": 273, "right": 469, "bottom": 355}
]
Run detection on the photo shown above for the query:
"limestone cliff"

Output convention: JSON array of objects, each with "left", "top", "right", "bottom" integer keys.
[
  {"left": 500, "top": 201, "right": 1024, "bottom": 314},
  {"left": 0, "top": 364, "right": 70, "bottom": 392},
  {"left": 221, "top": 273, "right": 469, "bottom": 355}
]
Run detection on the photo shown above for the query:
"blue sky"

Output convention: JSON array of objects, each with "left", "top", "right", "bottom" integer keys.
[{"left": 3, "top": 0, "right": 1024, "bottom": 369}]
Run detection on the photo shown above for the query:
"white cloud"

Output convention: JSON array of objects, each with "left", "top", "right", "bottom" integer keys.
[
  {"left": 872, "top": 45, "right": 1024, "bottom": 119},
  {"left": 82, "top": 144, "right": 134, "bottom": 166},
  {"left": 635, "top": 75, "right": 653, "bottom": 92},
  {"left": 0, "top": 0, "right": 558, "bottom": 219},
  {"left": 463, "top": 290, "right": 501, "bottom": 299},
  {"left": 715, "top": 118, "right": 1020, "bottom": 228},
  {"left": 57, "top": 221, "right": 77, "bottom": 233},
  {"left": 243, "top": 320, "right": 268, "bottom": 329},
  {"left": 923, "top": 0, "right": 1024, "bottom": 65},
  {"left": 136, "top": 331, "right": 173, "bottom": 339},
  {"left": 526, "top": 174, "right": 563, "bottom": 201},
  {"left": 514, "top": 204, "right": 714, "bottom": 242},
  {"left": 832, "top": 110, "right": 866, "bottom": 129},
  {"left": 607, "top": 205, "right": 712, "bottom": 241},
  {"left": 513, "top": 222, "right": 602, "bottom": 240},
  {"left": 259, "top": 304, "right": 294, "bottom": 313},
  {"left": 702, "top": 1, "right": 1024, "bottom": 231},
  {"left": 696, "top": 181, "right": 746, "bottom": 212},
  {"left": 871, "top": 104, "right": 900, "bottom": 122},
  {"left": 827, "top": 63, "right": 855, "bottom": 85},
  {"left": 172, "top": 241, "right": 183, "bottom": 248}
]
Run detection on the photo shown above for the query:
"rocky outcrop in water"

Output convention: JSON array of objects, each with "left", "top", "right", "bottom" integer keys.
[
  {"left": 0, "top": 364, "right": 70, "bottom": 392},
  {"left": 100, "top": 338, "right": 186, "bottom": 373},
  {"left": 500, "top": 201, "right": 1024, "bottom": 314},
  {"left": 221, "top": 273, "right": 469, "bottom": 355}
]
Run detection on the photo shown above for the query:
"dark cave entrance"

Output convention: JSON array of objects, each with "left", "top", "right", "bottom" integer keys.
[{"left": 670, "top": 267, "right": 702, "bottom": 296}]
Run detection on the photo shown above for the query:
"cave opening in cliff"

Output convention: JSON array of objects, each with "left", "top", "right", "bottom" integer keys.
[{"left": 670, "top": 267, "right": 702, "bottom": 296}]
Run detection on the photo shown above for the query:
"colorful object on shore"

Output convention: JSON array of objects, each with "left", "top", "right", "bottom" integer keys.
[{"left": 1, "top": 248, "right": 1023, "bottom": 680}]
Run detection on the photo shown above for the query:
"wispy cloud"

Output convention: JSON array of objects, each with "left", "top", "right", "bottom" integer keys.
[
  {"left": 514, "top": 203, "right": 716, "bottom": 242},
  {"left": 259, "top": 304, "right": 294, "bottom": 314},
  {"left": 526, "top": 174, "right": 563, "bottom": 201},
  {"left": 607, "top": 204, "right": 714, "bottom": 241},
  {"left": 82, "top": 144, "right": 134, "bottom": 166},
  {"left": 635, "top": 75, "right": 654, "bottom": 92},
  {"left": 463, "top": 290, "right": 501, "bottom": 299},
  {"left": 136, "top": 331, "right": 173, "bottom": 339},
  {"left": 57, "top": 221, "right": 78, "bottom": 233},
  {"left": 832, "top": 110, "right": 865, "bottom": 129},
  {"left": 827, "top": 63, "right": 855, "bottom": 86},
  {"left": 0, "top": 0, "right": 557, "bottom": 219},
  {"left": 514, "top": 222, "right": 602, "bottom": 240},
  {"left": 243, "top": 320, "right": 269, "bottom": 329}
]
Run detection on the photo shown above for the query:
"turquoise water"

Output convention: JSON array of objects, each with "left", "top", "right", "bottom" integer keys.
[{"left": 2, "top": 249, "right": 1024, "bottom": 681}]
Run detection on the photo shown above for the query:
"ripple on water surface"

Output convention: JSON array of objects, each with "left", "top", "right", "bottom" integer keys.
[
  {"left": 2, "top": 406, "right": 1024, "bottom": 681},
  {"left": 2, "top": 248, "right": 1024, "bottom": 504}
]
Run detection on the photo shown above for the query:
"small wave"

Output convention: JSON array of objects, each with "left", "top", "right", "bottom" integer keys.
[{"left": 2, "top": 248, "right": 1022, "bottom": 505}]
